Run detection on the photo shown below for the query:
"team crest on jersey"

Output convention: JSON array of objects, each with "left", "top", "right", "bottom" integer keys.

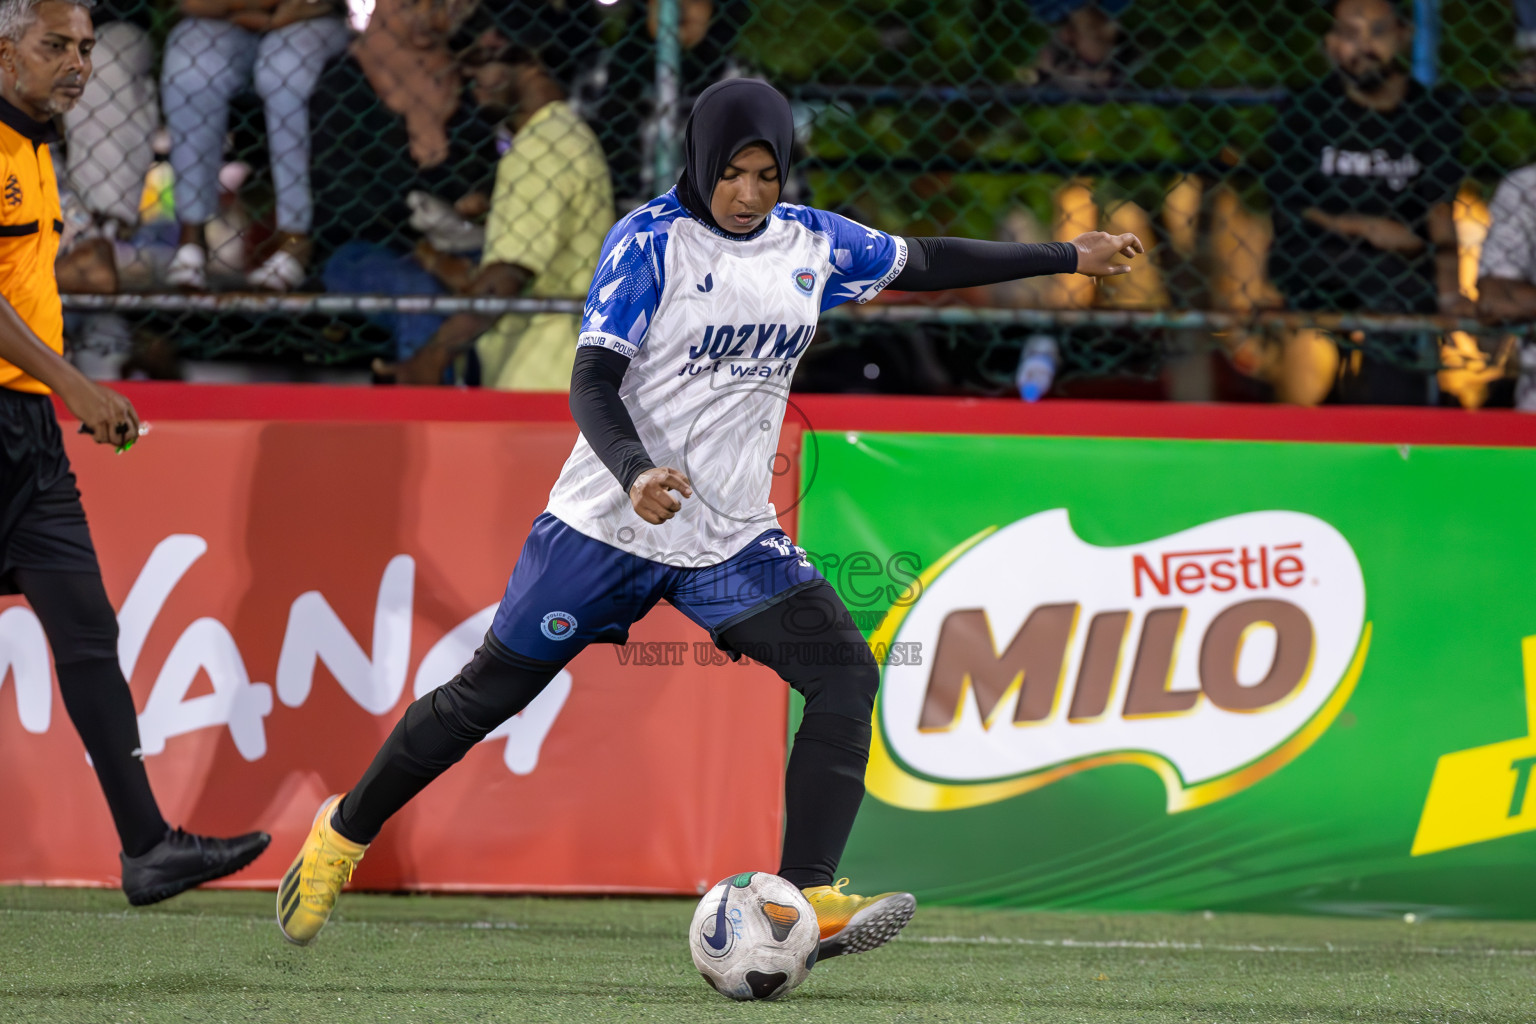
[
  {"left": 540, "top": 611, "right": 578, "bottom": 640},
  {"left": 4, "top": 175, "right": 20, "bottom": 207},
  {"left": 792, "top": 267, "right": 816, "bottom": 295}
]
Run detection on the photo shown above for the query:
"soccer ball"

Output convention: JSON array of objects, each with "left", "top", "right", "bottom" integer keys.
[{"left": 688, "top": 871, "right": 818, "bottom": 1001}]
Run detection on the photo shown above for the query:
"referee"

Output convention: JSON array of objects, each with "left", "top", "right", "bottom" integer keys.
[{"left": 0, "top": 0, "right": 267, "bottom": 904}]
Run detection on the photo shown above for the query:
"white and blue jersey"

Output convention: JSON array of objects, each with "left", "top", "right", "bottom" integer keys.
[{"left": 545, "top": 187, "right": 907, "bottom": 566}]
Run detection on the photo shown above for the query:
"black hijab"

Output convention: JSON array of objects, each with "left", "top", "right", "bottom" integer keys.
[{"left": 675, "top": 79, "right": 795, "bottom": 237}]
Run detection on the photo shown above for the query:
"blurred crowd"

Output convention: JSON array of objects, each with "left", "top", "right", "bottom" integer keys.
[{"left": 43, "top": 0, "right": 1536, "bottom": 407}]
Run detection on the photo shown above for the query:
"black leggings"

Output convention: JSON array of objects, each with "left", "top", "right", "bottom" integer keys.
[
  {"left": 335, "top": 581, "right": 878, "bottom": 888},
  {"left": 14, "top": 569, "right": 167, "bottom": 856}
]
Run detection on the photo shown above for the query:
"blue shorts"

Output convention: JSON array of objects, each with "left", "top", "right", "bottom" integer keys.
[{"left": 489, "top": 513, "right": 825, "bottom": 663}]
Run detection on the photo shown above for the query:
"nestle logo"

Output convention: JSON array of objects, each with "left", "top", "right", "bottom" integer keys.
[
  {"left": 870, "top": 509, "right": 1368, "bottom": 814},
  {"left": 1132, "top": 543, "right": 1305, "bottom": 598}
]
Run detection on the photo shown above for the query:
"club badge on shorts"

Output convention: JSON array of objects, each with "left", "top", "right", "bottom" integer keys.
[{"left": 540, "top": 611, "right": 578, "bottom": 640}]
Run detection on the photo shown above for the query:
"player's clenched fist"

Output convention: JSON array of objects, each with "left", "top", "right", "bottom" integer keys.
[
  {"left": 1071, "top": 231, "right": 1144, "bottom": 277},
  {"left": 629, "top": 467, "right": 693, "bottom": 524}
]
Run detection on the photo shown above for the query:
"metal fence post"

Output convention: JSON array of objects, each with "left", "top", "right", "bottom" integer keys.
[
  {"left": 654, "top": 0, "right": 681, "bottom": 189},
  {"left": 1413, "top": 0, "right": 1440, "bottom": 86}
]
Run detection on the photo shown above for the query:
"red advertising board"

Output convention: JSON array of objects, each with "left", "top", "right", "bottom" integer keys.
[
  {"left": 6, "top": 382, "right": 1536, "bottom": 898},
  {"left": 0, "top": 408, "right": 803, "bottom": 895}
]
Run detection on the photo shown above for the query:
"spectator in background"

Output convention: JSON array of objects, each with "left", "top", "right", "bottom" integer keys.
[
  {"left": 312, "top": 0, "right": 482, "bottom": 365},
  {"left": 160, "top": 0, "right": 351, "bottom": 291},
  {"left": 1262, "top": 0, "right": 1464, "bottom": 404},
  {"left": 1507, "top": 0, "right": 1536, "bottom": 87},
  {"left": 350, "top": 0, "right": 476, "bottom": 171},
  {"left": 57, "top": 0, "right": 158, "bottom": 293},
  {"left": 375, "top": 39, "right": 613, "bottom": 390},
  {"left": 600, "top": 0, "right": 744, "bottom": 206},
  {"left": 312, "top": 0, "right": 598, "bottom": 367},
  {"left": 347, "top": 0, "right": 595, "bottom": 170},
  {"left": 310, "top": 0, "right": 491, "bottom": 286},
  {"left": 1475, "top": 165, "right": 1536, "bottom": 409},
  {"left": 1020, "top": 0, "right": 1132, "bottom": 90},
  {"left": 53, "top": 0, "right": 159, "bottom": 380}
]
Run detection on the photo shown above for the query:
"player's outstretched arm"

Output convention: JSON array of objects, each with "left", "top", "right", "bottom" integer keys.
[
  {"left": 889, "top": 232, "right": 1141, "bottom": 292},
  {"left": 0, "top": 293, "right": 138, "bottom": 446}
]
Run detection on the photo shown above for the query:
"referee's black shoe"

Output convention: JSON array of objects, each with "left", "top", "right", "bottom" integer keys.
[{"left": 121, "top": 827, "right": 271, "bottom": 906}]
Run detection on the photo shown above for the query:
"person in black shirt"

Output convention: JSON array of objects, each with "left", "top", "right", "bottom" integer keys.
[{"left": 1264, "top": 0, "right": 1466, "bottom": 404}]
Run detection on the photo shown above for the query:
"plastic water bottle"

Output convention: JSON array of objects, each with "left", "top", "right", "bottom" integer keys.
[{"left": 1016, "top": 335, "right": 1058, "bottom": 402}]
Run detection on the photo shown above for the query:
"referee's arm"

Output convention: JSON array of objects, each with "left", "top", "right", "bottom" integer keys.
[{"left": 0, "top": 294, "right": 139, "bottom": 445}]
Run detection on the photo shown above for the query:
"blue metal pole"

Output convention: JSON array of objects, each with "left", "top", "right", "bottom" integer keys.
[{"left": 1412, "top": 0, "right": 1440, "bottom": 86}]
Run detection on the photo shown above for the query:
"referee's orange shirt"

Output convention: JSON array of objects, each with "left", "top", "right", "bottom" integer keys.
[{"left": 0, "top": 97, "right": 64, "bottom": 395}]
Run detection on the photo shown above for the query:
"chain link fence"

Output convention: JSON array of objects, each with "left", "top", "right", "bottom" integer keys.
[{"left": 46, "top": 0, "right": 1536, "bottom": 403}]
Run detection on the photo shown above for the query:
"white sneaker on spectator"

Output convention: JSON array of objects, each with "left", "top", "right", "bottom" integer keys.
[
  {"left": 407, "top": 191, "right": 485, "bottom": 253},
  {"left": 166, "top": 243, "right": 207, "bottom": 290},
  {"left": 247, "top": 249, "right": 306, "bottom": 292}
]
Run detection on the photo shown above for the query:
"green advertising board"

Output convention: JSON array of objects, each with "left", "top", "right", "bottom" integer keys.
[{"left": 797, "top": 431, "right": 1536, "bottom": 918}]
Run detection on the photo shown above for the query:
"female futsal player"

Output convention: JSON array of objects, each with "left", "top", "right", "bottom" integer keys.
[{"left": 278, "top": 78, "right": 1140, "bottom": 958}]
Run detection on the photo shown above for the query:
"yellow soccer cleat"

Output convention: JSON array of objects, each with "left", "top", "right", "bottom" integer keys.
[
  {"left": 276, "top": 794, "right": 368, "bottom": 946},
  {"left": 802, "top": 877, "right": 916, "bottom": 960}
]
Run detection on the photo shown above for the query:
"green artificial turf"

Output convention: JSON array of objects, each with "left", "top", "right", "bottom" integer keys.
[{"left": 4, "top": 886, "right": 1535, "bottom": 1023}]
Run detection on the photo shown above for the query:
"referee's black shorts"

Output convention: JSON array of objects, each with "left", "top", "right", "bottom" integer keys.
[{"left": 0, "top": 386, "right": 99, "bottom": 595}]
